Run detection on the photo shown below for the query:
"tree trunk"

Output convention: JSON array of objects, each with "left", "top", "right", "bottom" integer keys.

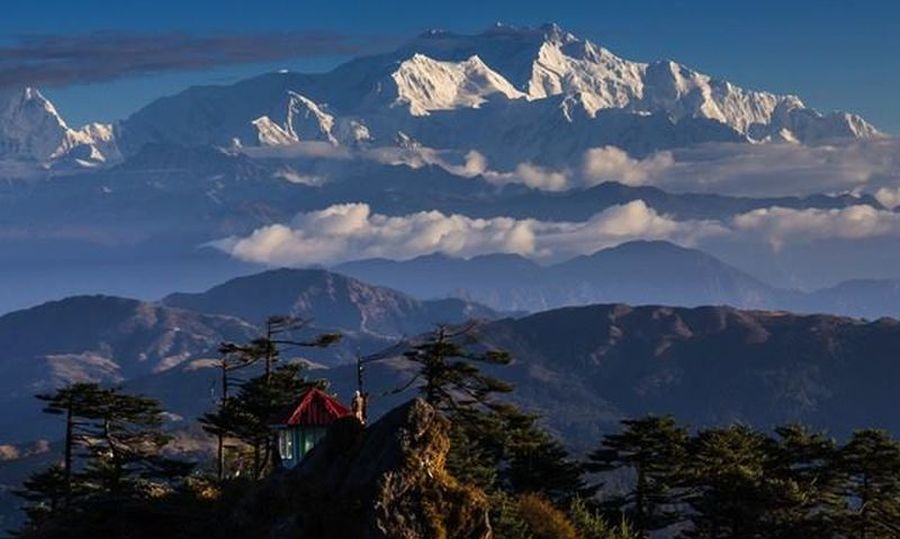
[
  {"left": 63, "top": 404, "right": 73, "bottom": 507},
  {"left": 217, "top": 361, "right": 228, "bottom": 482}
]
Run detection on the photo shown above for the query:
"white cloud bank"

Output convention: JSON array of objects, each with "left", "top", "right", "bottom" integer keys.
[
  {"left": 875, "top": 187, "right": 900, "bottom": 210},
  {"left": 211, "top": 201, "right": 723, "bottom": 265},
  {"left": 239, "top": 136, "right": 900, "bottom": 201},
  {"left": 732, "top": 205, "right": 900, "bottom": 250},
  {"left": 212, "top": 200, "right": 900, "bottom": 265},
  {"left": 659, "top": 139, "right": 900, "bottom": 198},
  {"left": 582, "top": 146, "right": 674, "bottom": 187},
  {"left": 371, "top": 139, "right": 900, "bottom": 200}
]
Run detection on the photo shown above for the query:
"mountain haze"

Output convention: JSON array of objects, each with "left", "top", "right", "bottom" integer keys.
[
  {"left": 336, "top": 240, "right": 784, "bottom": 312},
  {"left": 336, "top": 240, "right": 900, "bottom": 319}
]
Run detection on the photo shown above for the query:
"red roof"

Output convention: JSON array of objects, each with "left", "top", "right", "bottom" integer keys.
[{"left": 279, "top": 388, "right": 351, "bottom": 427}]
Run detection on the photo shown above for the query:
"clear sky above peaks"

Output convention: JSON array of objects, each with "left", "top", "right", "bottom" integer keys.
[{"left": 2, "top": 0, "right": 898, "bottom": 133}]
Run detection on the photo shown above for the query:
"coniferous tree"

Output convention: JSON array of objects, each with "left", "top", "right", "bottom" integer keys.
[
  {"left": 833, "top": 429, "right": 900, "bottom": 539},
  {"left": 33, "top": 383, "right": 110, "bottom": 508},
  {"left": 401, "top": 325, "right": 591, "bottom": 508},
  {"left": 203, "top": 342, "right": 259, "bottom": 482},
  {"left": 15, "top": 465, "right": 68, "bottom": 529},
  {"left": 765, "top": 424, "right": 842, "bottom": 538},
  {"left": 200, "top": 316, "right": 340, "bottom": 480},
  {"left": 78, "top": 388, "right": 189, "bottom": 498},
  {"left": 401, "top": 324, "right": 510, "bottom": 490},
  {"left": 678, "top": 424, "right": 775, "bottom": 539},
  {"left": 201, "top": 363, "right": 325, "bottom": 479},
  {"left": 403, "top": 324, "right": 512, "bottom": 414},
  {"left": 503, "top": 411, "right": 594, "bottom": 505},
  {"left": 569, "top": 497, "right": 639, "bottom": 539},
  {"left": 587, "top": 415, "right": 688, "bottom": 537},
  {"left": 18, "top": 385, "right": 190, "bottom": 533}
]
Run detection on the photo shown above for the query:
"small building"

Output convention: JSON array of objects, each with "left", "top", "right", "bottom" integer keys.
[{"left": 272, "top": 387, "right": 352, "bottom": 469}]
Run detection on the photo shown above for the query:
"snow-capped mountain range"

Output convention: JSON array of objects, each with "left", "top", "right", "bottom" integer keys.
[
  {"left": 0, "top": 23, "right": 880, "bottom": 173},
  {"left": 0, "top": 86, "right": 119, "bottom": 170}
]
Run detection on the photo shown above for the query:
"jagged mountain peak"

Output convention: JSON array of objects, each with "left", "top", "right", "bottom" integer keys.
[
  {"left": 0, "top": 85, "right": 119, "bottom": 170},
  {"left": 251, "top": 90, "right": 373, "bottom": 147},
  {"left": 386, "top": 52, "right": 526, "bottom": 115},
  {"left": 391, "top": 24, "right": 878, "bottom": 140},
  {"left": 102, "top": 25, "right": 883, "bottom": 167},
  {"left": 0, "top": 86, "right": 72, "bottom": 162}
]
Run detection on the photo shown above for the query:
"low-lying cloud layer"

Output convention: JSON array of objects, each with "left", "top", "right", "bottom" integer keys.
[
  {"left": 250, "top": 137, "right": 900, "bottom": 200},
  {"left": 875, "top": 187, "right": 900, "bottom": 210},
  {"left": 562, "top": 140, "right": 900, "bottom": 197},
  {"left": 582, "top": 146, "right": 675, "bottom": 187},
  {"left": 0, "top": 31, "right": 378, "bottom": 88},
  {"left": 212, "top": 200, "right": 900, "bottom": 266},
  {"left": 733, "top": 205, "right": 900, "bottom": 250},
  {"left": 662, "top": 140, "right": 900, "bottom": 197},
  {"left": 211, "top": 201, "right": 723, "bottom": 265}
]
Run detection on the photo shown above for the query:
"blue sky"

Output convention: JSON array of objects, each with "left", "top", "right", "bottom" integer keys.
[{"left": 3, "top": 0, "right": 898, "bottom": 133}]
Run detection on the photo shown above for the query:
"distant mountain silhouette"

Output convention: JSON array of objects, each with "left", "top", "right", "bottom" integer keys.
[
  {"left": 337, "top": 241, "right": 784, "bottom": 312},
  {"left": 337, "top": 240, "right": 900, "bottom": 319},
  {"left": 800, "top": 279, "right": 900, "bottom": 320},
  {"left": 162, "top": 267, "right": 497, "bottom": 336}
]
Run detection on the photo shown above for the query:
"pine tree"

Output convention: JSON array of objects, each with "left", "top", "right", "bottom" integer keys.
[
  {"left": 18, "top": 385, "right": 189, "bottom": 533},
  {"left": 400, "top": 324, "right": 511, "bottom": 491},
  {"left": 586, "top": 415, "right": 688, "bottom": 537},
  {"left": 833, "top": 429, "right": 900, "bottom": 539},
  {"left": 765, "top": 424, "right": 841, "bottom": 537},
  {"left": 678, "top": 424, "right": 775, "bottom": 539},
  {"left": 569, "top": 497, "right": 639, "bottom": 539},
  {"left": 33, "top": 383, "right": 110, "bottom": 508},
  {"left": 77, "top": 388, "right": 189, "bottom": 498},
  {"left": 402, "top": 324, "right": 512, "bottom": 414},
  {"left": 200, "top": 316, "right": 339, "bottom": 480},
  {"left": 15, "top": 465, "right": 68, "bottom": 529},
  {"left": 502, "top": 410, "right": 594, "bottom": 505},
  {"left": 401, "top": 325, "right": 592, "bottom": 507},
  {"left": 201, "top": 363, "right": 324, "bottom": 479}
]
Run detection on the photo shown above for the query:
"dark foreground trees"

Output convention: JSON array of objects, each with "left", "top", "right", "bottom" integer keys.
[
  {"left": 200, "top": 315, "right": 340, "bottom": 480},
  {"left": 14, "top": 320, "right": 900, "bottom": 538},
  {"left": 585, "top": 421, "right": 900, "bottom": 539},
  {"left": 587, "top": 416, "right": 688, "bottom": 537},
  {"left": 402, "top": 324, "right": 603, "bottom": 533},
  {"left": 17, "top": 384, "right": 192, "bottom": 531},
  {"left": 17, "top": 314, "right": 340, "bottom": 535}
]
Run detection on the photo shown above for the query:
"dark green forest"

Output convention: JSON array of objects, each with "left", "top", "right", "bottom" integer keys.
[{"left": 15, "top": 320, "right": 900, "bottom": 539}]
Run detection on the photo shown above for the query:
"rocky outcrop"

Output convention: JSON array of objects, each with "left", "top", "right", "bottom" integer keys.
[{"left": 227, "top": 399, "right": 492, "bottom": 539}]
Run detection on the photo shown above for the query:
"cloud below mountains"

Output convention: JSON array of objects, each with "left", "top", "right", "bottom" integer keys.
[
  {"left": 875, "top": 187, "right": 900, "bottom": 210},
  {"left": 211, "top": 201, "right": 723, "bottom": 265},
  {"left": 732, "top": 205, "right": 900, "bottom": 251},
  {"left": 265, "top": 137, "right": 900, "bottom": 199},
  {"left": 539, "top": 140, "right": 900, "bottom": 197},
  {"left": 0, "top": 31, "right": 379, "bottom": 88},
  {"left": 582, "top": 146, "right": 675, "bottom": 187},
  {"left": 662, "top": 140, "right": 900, "bottom": 197},
  {"left": 212, "top": 200, "right": 900, "bottom": 265}
]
